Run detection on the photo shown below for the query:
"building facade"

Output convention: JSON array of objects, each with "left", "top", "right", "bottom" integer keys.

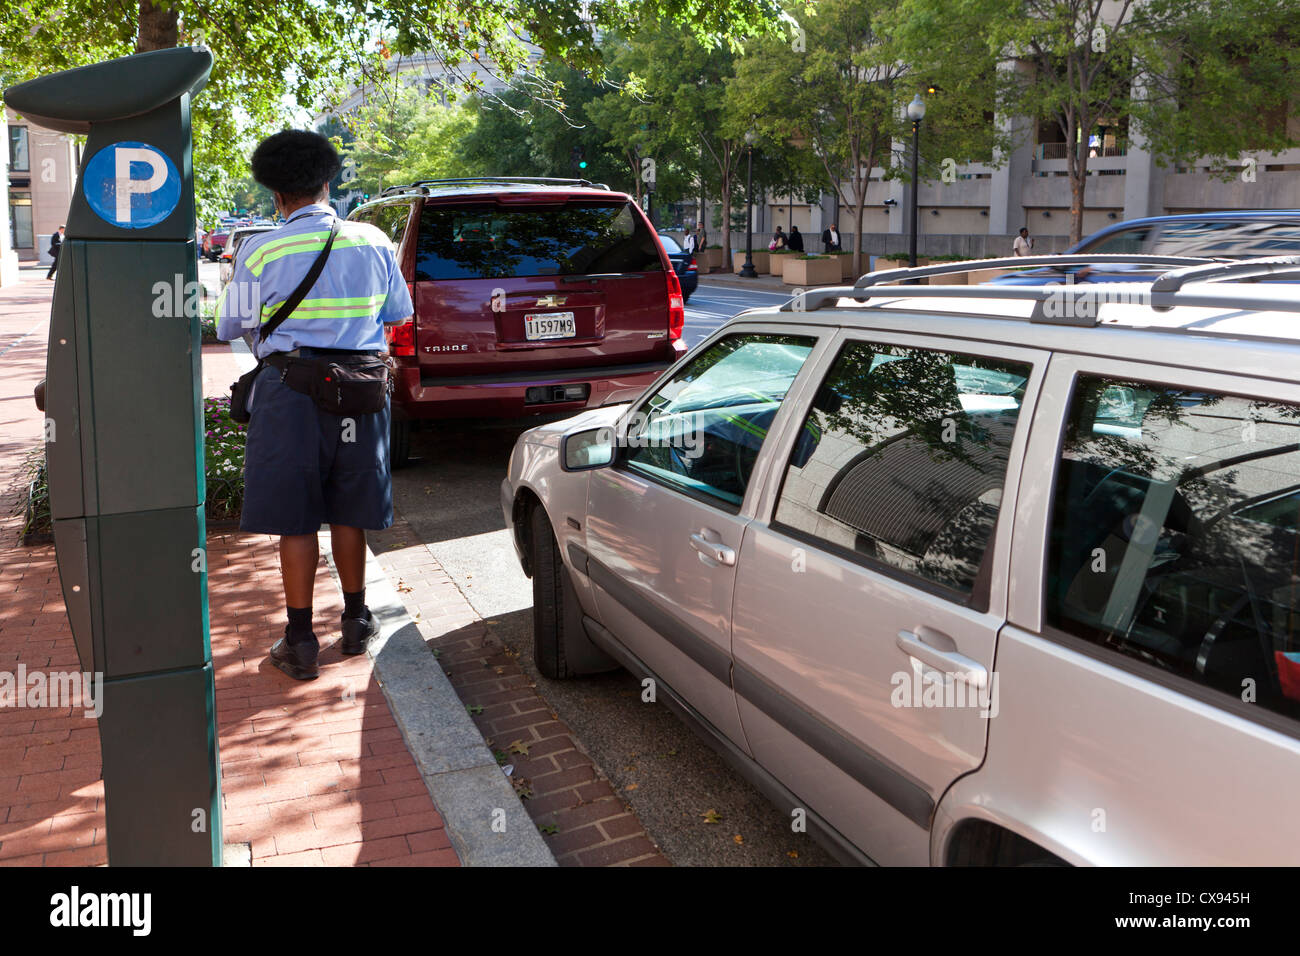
[{"left": 5, "top": 107, "right": 79, "bottom": 265}]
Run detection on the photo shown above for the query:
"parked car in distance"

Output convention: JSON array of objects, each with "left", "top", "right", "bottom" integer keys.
[
  {"left": 503, "top": 254, "right": 1300, "bottom": 866},
  {"left": 658, "top": 234, "right": 698, "bottom": 302},
  {"left": 219, "top": 225, "right": 277, "bottom": 285},
  {"left": 202, "top": 229, "right": 229, "bottom": 262},
  {"left": 350, "top": 177, "right": 689, "bottom": 467},
  {"left": 994, "top": 210, "right": 1300, "bottom": 284}
]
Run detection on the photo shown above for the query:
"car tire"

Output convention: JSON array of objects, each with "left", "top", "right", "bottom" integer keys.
[
  {"left": 529, "top": 505, "right": 616, "bottom": 679},
  {"left": 390, "top": 417, "right": 412, "bottom": 469}
]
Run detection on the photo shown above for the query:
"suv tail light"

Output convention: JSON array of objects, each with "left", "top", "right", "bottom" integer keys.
[
  {"left": 386, "top": 320, "right": 416, "bottom": 357},
  {"left": 687, "top": 257, "right": 698, "bottom": 273},
  {"left": 667, "top": 270, "right": 685, "bottom": 342}
]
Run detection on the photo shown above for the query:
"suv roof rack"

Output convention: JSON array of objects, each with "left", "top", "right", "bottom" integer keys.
[
  {"left": 378, "top": 177, "right": 611, "bottom": 198},
  {"left": 777, "top": 254, "right": 1300, "bottom": 327}
]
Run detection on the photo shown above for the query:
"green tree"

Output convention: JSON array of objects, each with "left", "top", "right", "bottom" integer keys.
[
  {"left": 0, "top": 1, "right": 786, "bottom": 221},
  {"left": 610, "top": 26, "right": 749, "bottom": 264},
  {"left": 892, "top": 0, "right": 1299, "bottom": 244},
  {"left": 731, "top": 0, "right": 998, "bottom": 274},
  {"left": 334, "top": 85, "right": 478, "bottom": 196}
]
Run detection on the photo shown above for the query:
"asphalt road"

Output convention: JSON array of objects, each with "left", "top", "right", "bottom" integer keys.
[{"left": 391, "top": 280, "right": 838, "bottom": 866}]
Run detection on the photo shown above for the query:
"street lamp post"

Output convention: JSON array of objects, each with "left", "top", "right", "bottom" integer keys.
[
  {"left": 907, "top": 93, "right": 926, "bottom": 272},
  {"left": 740, "top": 128, "right": 757, "bottom": 278}
]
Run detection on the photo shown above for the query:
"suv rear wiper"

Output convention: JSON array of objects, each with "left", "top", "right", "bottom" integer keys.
[{"left": 561, "top": 273, "right": 627, "bottom": 283}]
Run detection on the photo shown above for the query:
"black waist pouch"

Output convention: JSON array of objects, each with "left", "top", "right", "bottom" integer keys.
[
  {"left": 229, "top": 360, "right": 263, "bottom": 424},
  {"left": 275, "top": 354, "right": 393, "bottom": 416}
]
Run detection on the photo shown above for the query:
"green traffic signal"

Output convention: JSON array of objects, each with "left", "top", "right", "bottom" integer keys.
[{"left": 578, "top": 161, "right": 588, "bottom": 169}]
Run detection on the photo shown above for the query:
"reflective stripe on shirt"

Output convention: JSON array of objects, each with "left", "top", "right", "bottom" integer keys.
[{"left": 214, "top": 202, "right": 414, "bottom": 358}]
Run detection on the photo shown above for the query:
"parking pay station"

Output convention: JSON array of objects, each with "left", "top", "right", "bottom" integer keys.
[{"left": 5, "top": 46, "right": 222, "bottom": 865}]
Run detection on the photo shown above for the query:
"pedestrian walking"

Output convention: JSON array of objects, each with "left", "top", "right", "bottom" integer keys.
[
  {"left": 216, "top": 130, "right": 414, "bottom": 681},
  {"left": 45, "top": 225, "right": 64, "bottom": 280},
  {"left": 821, "top": 224, "right": 841, "bottom": 253},
  {"left": 683, "top": 226, "right": 700, "bottom": 256},
  {"left": 1013, "top": 227, "right": 1033, "bottom": 256},
  {"left": 787, "top": 226, "right": 804, "bottom": 253}
]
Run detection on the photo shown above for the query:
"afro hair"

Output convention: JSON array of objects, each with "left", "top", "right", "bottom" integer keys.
[{"left": 250, "top": 130, "right": 342, "bottom": 198}]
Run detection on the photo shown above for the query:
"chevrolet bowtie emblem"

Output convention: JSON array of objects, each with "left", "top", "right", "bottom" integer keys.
[{"left": 536, "top": 295, "right": 567, "bottom": 307}]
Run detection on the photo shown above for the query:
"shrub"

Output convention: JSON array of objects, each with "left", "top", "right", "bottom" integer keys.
[
  {"left": 13, "top": 449, "right": 50, "bottom": 541},
  {"left": 204, "top": 395, "right": 246, "bottom": 521}
]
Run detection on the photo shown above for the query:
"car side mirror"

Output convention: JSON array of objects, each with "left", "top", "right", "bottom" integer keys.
[{"left": 562, "top": 426, "right": 616, "bottom": 471}]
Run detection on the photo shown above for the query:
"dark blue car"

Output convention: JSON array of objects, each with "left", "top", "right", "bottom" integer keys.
[
  {"left": 659, "top": 234, "right": 699, "bottom": 302},
  {"left": 993, "top": 210, "right": 1300, "bottom": 285}
]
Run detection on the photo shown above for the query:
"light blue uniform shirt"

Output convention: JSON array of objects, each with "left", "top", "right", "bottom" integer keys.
[{"left": 216, "top": 203, "right": 413, "bottom": 358}]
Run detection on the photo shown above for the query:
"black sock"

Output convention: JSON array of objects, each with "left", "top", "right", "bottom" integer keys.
[
  {"left": 286, "top": 606, "right": 315, "bottom": 645},
  {"left": 343, "top": 590, "right": 366, "bottom": 619}
]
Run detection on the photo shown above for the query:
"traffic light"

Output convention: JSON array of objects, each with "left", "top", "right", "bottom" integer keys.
[{"left": 570, "top": 145, "right": 587, "bottom": 172}]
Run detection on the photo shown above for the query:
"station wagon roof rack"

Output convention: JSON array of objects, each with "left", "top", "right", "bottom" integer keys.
[
  {"left": 853, "top": 254, "right": 1219, "bottom": 289},
  {"left": 1149, "top": 255, "right": 1300, "bottom": 297},
  {"left": 379, "top": 177, "right": 611, "bottom": 198},
  {"left": 779, "top": 254, "right": 1300, "bottom": 325}
]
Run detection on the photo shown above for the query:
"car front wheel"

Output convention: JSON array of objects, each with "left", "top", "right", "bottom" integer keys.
[{"left": 529, "top": 504, "right": 616, "bottom": 679}]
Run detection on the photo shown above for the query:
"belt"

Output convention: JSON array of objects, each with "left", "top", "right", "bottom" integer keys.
[{"left": 281, "top": 347, "right": 384, "bottom": 357}]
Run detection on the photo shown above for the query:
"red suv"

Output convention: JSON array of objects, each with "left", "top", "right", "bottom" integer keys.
[{"left": 349, "top": 178, "right": 689, "bottom": 466}]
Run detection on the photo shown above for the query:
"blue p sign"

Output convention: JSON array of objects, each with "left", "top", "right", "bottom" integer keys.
[{"left": 83, "top": 141, "right": 181, "bottom": 229}]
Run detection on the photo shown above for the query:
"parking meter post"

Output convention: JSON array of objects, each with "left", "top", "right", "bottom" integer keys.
[{"left": 5, "top": 47, "right": 221, "bottom": 866}]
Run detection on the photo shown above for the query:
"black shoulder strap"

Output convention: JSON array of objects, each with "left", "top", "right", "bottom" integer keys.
[{"left": 256, "top": 217, "right": 341, "bottom": 343}]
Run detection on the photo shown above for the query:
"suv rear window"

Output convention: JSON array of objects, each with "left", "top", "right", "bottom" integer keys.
[{"left": 414, "top": 202, "right": 663, "bottom": 280}]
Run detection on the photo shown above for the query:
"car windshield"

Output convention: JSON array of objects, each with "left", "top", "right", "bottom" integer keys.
[
  {"left": 415, "top": 201, "right": 663, "bottom": 280},
  {"left": 659, "top": 235, "right": 682, "bottom": 253}
]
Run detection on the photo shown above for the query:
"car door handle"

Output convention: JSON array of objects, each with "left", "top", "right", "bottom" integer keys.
[
  {"left": 690, "top": 531, "right": 736, "bottom": 567},
  {"left": 896, "top": 627, "right": 988, "bottom": 688}
]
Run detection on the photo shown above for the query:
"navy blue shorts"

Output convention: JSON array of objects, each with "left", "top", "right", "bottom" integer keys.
[{"left": 240, "top": 350, "right": 393, "bottom": 536}]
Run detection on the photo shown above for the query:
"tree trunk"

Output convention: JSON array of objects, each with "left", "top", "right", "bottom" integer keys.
[
  {"left": 721, "top": 170, "right": 732, "bottom": 269},
  {"left": 854, "top": 191, "right": 867, "bottom": 278},
  {"left": 136, "top": 0, "right": 179, "bottom": 52},
  {"left": 1065, "top": 114, "right": 1089, "bottom": 246}
]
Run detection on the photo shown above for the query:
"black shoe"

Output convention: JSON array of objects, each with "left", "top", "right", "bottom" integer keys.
[
  {"left": 270, "top": 634, "right": 319, "bottom": 680},
  {"left": 341, "top": 608, "right": 377, "bottom": 656}
]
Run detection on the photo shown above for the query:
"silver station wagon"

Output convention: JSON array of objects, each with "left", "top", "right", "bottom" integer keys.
[{"left": 501, "top": 254, "right": 1300, "bottom": 866}]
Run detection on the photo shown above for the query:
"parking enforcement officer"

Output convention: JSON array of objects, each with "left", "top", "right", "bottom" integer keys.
[{"left": 216, "top": 130, "right": 413, "bottom": 680}]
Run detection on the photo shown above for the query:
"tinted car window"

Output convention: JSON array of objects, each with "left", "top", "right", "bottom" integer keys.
[
  {"left": 1080, "top": 227, "right": 1149, "bottom": 254},
  {"left": 415, "top": 202, "right": 663, "bottom": 280},
  {"left": 1046, "top": 376, "right": 1300, "bottom": 722},
  {"left": 1150, "top": 219, "right": 1300, "bottom": 257},
  {"left": 372, "top": 203, "right": 411, "bottom": 245},
  {"left": 624, "top": 333, "right": 817, "bottom": 508},
  {"left": 774, "top": 342, "right": 1032, "bottom": 598}
]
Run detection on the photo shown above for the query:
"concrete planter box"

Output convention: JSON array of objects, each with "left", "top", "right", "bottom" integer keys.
[
  {"left": 733, "top": 250, "right": 770, "bottom": 274},
  {"left": 767, "top": 252, "right": 796, "bottom": 279},
  {"left": 829, "top": 253, "right": 857, "bottom": 281},
  {"left": 927, "top": 268, "right": 968, "bottom": 285},
  {"left": 871, "top": 256, "right": 929, "bottom": 284},
  {"left": 783, "top": 256, "right": 841, "bottom": 286},
  {"left": 699, "top": 248, "right": 725, "bottom": 272},
  {"left": 967, "top": 267, "right": 1009, "bottom": 284}
]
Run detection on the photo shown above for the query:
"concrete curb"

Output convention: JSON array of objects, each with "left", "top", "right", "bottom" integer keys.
[{"left": 321, "top": 533, "right": 557, "bottom": 868}]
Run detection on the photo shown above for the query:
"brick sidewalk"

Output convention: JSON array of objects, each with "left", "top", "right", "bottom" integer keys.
[
  {"left": 371, "top": 520, "right": 670, "bottom": 866},
  {"left": 0, "top": 271, "right": 457, "bottom": 867}
]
